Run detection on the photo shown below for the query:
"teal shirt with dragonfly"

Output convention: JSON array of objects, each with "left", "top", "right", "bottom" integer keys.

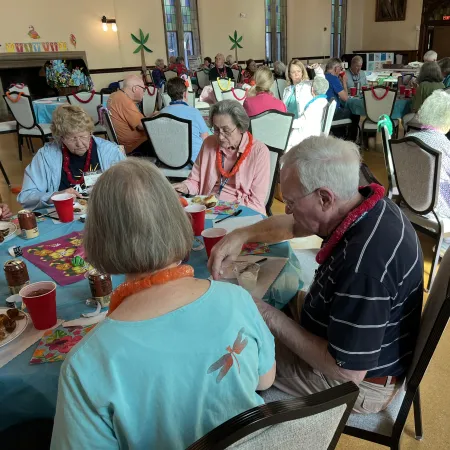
[{"left": 51, "top": 281, "right": 275, "bottom": 450}]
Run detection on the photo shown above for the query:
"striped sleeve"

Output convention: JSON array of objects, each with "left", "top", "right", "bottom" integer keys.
[{"left": 327, "top": 273, "right": 392, "bottom": 371}]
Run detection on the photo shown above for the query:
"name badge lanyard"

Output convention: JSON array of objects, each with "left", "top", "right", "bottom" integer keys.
[
  {"left": 218, "top": 152, "right": 242, "bottom": 195},
  {"left": 298, "top": 94, "right": 328, "bottom": 119}
]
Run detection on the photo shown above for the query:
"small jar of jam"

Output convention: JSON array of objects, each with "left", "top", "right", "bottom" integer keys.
[
  {"left": 88, "top": 269, "right": 112, "bottom": 308},
  {"left": 4, "top": 259, "right": 30, "bottom": 295},
  {"left": 18, "top": 209, "right": 39, "bottom": 239}
]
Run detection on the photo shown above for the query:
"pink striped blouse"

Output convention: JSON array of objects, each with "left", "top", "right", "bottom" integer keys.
[{"left": 183, "top": 133, "right": 270, "bottom": 215}]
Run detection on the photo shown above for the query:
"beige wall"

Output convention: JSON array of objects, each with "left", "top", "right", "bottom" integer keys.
[
  {"left": 197, "top": 0, "right": 266, "bottom": 61},
  {"left": 348, "top": 0, "right": 423, "bottom": 52},
  {"left": 287, "top": 0, "right": 331, "bottom": 60}
]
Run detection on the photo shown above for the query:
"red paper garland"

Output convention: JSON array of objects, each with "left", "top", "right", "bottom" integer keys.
[
  {"left": 231, "top": 87, "right": 248, "bottom": 101},
  {"left": 6, "top": 91, "right": 23, "bottom": 103},
  {"left": 62, "top": 140, "right": 93, "bottom": 186},
  {"left": 370, "top": 86, "right": 389, "bottom": 100},
  {"left": 73, "top": 90, "right": 96, "bottom": 104},
  {"left": 145, "top": 86, "right": 156, "bottom": 96},
  {"left": 10, "top": 83, "right": 25, "bottom": 89}
]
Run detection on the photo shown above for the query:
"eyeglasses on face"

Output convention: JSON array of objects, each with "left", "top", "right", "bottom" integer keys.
[
  {"left": 212, "top": 126, "right": 238, "bottom": 136},
  {"left": 64, "top": 135, "right": 91, "bottom": 143}
]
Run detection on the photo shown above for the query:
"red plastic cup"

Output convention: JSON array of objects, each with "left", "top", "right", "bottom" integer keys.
[
  {"left": 411, "top": 87, "right": 417, "bottom": 96},
  {"left": 185, "top": 204, "right": 206, "bottom": 236},
  {"left": 399, "top": 85, "right": 406, "bottom": 95},
  {"left": 350, "top": 87, "right": 357, "bottom": 96},
  {"left": 404, "top": 88, "right": 412, "bottom": 98},
  {"left": 51, "top": 193, "right": 75, "bottom": 223},
  {"left": 20, "top": 281, "right": 57, "bottom": 330},
  {"left": 201, "top": 228, "right": 227, "bottom": 258}
]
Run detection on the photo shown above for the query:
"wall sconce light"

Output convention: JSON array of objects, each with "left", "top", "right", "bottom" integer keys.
[{"left": 101, "top": 16, "right": 117, "bottom": 32}]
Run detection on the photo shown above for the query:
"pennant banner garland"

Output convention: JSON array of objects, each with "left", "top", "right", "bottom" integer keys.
[{"left": 5, "top": 42, "right": 68, "bottom": 53}]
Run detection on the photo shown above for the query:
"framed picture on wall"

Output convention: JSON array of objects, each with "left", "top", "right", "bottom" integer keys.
[{"left": 376, "top": 0, "right": 407, "bottom": 22}]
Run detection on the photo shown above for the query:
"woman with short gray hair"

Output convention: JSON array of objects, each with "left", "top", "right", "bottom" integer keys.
[
  {"left": 52, "top": 158, "right": 276, "bottom": 449},
  {"left": 407, "top": 90, "right": 450, "bottom": 217},
  {"left": 152, "top": 58, "right": 166, "bottom": 88},
  {"left": 174, "top": 99, "right": 270, "bottom": 215}
]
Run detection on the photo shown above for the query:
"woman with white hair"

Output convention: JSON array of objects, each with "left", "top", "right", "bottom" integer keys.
[
  {"left": 18, "top": 105, "right": 125, "bottom": 210},
  {"left": 151, "top": 58, "right": 166, "bottom": 88},
  {"left": 423, "top": 50, "right": 438, "bottom": 62},
  {"left": 273, "top": 61, "right": 286, "bottom": 80},
  {"left": 243, "top": 66, "right": 286, "bottom": 116},
  {"left": 173, "top": 100, "right": 270, "bottom": 215},
  {"left": 287, "top": 76, "right": 330, "bottom": 150},
  {"left": 51, "top": 158, "right": 275, "bottom": 449},
  {"left": 408, "top": 90, "right": 450, "bottom": 217}
]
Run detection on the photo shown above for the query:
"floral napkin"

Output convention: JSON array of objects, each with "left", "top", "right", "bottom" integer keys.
[
  {"left": 29, "top": 325, "right": 95, "bottom": 364},
  {"left": 240, "top": 242, "right": 270, "bottom": 255},
  {"left": 207, "top": 201, "right": 239, "bottom": 215}
]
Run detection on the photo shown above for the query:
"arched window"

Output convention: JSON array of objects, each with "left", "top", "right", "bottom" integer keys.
[
  {"left": 331, "top": 0, "right": 347, "bottom": 58},
  {"left": 265, "top": 0, "right": 287, "bottom": 63},
  {"left": 162, "top": 0, "right": 201, "bottom": 67}
]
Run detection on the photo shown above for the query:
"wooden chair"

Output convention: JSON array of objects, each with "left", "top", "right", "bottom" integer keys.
[{"left": 189, "top": 382, "right": 359, "bottom": 450}]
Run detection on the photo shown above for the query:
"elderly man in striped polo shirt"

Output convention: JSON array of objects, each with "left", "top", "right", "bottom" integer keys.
[{"left": 209, "top": 135, "right": 423, "bottom": 413}]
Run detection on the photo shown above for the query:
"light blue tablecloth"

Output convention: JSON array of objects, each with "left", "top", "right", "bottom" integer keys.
[
  {"left": 32, "top": 97, "right": 68, "bottom": 124},
  {"left": 345, "top": 96, "right": 412, "bottom": 120},
  {"left": 0, "top": 206, "right": 301, "bottom": 431}
]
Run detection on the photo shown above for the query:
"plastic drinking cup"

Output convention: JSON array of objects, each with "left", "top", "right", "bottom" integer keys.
[
  {"left": 185, "top": 204, "right": 206, "bottom": 236},
  {"left": 404, "top": 89, "right": 412, "bottom": 98},
  {"left": 234, "top": 263, "right": 260, "bottom": 293},
  {"left": 201, "top": 228, "right": 227, "bottom": 258},
  {"left": 20, "top": 281, "right": 57, "bottom": 330},
  {"left": 350, "top": 87, "right": 357, "bottom": 96},
  {"left": 51, "top": 193, "right": 75, "bottom": 223},
  {"left": 399, "top": 85, "right": 405, "bottom": 95}
]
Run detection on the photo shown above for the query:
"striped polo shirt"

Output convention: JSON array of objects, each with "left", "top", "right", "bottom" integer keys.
[{"left": 300, "top": 189, "right": 423, "bottom": 378}]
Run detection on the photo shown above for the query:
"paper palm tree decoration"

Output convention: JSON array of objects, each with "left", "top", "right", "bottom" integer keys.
[
  {"left": 131, "top": 29, "right": 153, "bottom": 83},
  {"left": 229, "top": 30, "right": 243, "bottom": 64}
]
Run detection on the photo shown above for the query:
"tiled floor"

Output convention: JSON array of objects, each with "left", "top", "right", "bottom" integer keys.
[{"left": 0, "top": 133, "right": 448, "bottom": 449}]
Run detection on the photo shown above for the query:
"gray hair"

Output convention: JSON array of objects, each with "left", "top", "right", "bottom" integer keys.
[
  {"left": 281, "top": 135, "right": 361, "bottom": 201},
  {"left": 155, "top": 58, "right": 164, "bottom": 66},
  {"left": 84, "top": 159, "right": 193, "bottom": 274},
  {"left": 312, "top": 76, "right": 329, "bottom": 95},
  {"left": 418, "top": 61, "right": 443, "bottom": 83},
  {"left": 424, "top": 50, "right": 438, "bottom": 62},
  {"left": 417, "top": 90, "right": 450, "bottom": 133},
  {"left": 351, "top": 55, "right": 363, "bottom": 65},
  {"left": 325, "top": 58, "right": 342, "bottom": 72},
  {"left": 274, "top": 61, "right": 286, "bottom": 76},
  {"left": 209, "top": 100, "right": 250, "bottom": 132},
  {"left": 438, "top": 57, "right": 450, "bottom": 76}
]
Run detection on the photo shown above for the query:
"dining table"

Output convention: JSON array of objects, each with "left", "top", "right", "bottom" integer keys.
[
  {"left": 345, "top": 95, "right": 412, "bottom": 120},
  {"left": 32, "top": 97, "right": 69, "bottom": 124},
  {"left": 0, "top": 205, "right": 302, "bottom": 432}
]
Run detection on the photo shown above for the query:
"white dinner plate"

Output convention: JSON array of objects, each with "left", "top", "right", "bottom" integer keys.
[
  {"left": 0, "top": 307, "right": 29, "bottom": 348},
  {"left": 0, "top": 221, "right": 18, "bottom": 244}
]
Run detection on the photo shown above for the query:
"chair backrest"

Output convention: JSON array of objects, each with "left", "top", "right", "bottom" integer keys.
[
  {"left": 9, "top": 84, "right": 31, "bottom": 95},
  {"left": 162, "top": 93, "right": 172, "bottom": 108},
  {"left": 363, "top": 87, "right": 397, "bottom": 123},
  {"left": 67, "top": 92, "right": 102, "bottom": 125},
  {"left": 187, "top": 382, "right": 359, "bottom": 450},
  {"left": 249, "top": 110, "right": 294, "bottom": 152},
  {"left": 265, "top": 147, "right": 283, "bottom": 214},
  {"left": 196, "top": 70, "right": 210, "bottom": 89},
  {"left": 187, "top": 91, "right": 195, "bottom": 107},
  {"left": 276, "top": 79, "right": 287, "bottom": 98},
  {"left": 142, "top": 86, "right": 157, "bottom": 116},
  {"left": 322, "top": 99, "right": 337, "bottom": 136},
  {"left": 221, "top": 88, "right": 247, "bottom": 105},
  {"left": 99, "top": 107, "right": 119, "bottom": 144},
  {"left": 118, "top": 80, "right": 124, "bottom": 89},
  {"left": 141, "top": 113, "right": 192, "bottom": 168},
  {"left": 212, "top": 80, "right": 235, "bottom": 102},
  {"left": 101, "top": 93, "right": 110, "bottom": 105},
  {"left": 269, "top": 80, "right": 280, "bottom": 100},
  {"left": 390, "top": 136, "right": 441, "bottom": 214},
  {"left": 406, "top": 249, "right": 450, "bottom": 389},
  {"left": 3, "top": 92, "right": 37, "bottom": 129},
  {"left": 165, "top": 70, "right": 178, "bottom": 82},
  {"left": 231, "top": 68, "right": 241, "bottom": 83},
  {"left": 380, "top": 125, "right": 398, "bottom": 198}
]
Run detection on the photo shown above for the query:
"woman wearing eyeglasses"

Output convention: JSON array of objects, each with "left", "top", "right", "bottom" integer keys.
[
  {"left": 173, "top": 100, "right": 270, "bottom": 215},
  {"left": 18, "top": 105, "right": 125, "bottom": 210}
]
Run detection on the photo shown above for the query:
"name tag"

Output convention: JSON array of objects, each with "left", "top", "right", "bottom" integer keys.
[{"left": 83, "top": 171, "right": 102, "bottom": 188}]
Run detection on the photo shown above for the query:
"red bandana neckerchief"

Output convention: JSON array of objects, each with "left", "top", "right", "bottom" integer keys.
[
  {"left": 216, "top": 132, "right": 253, "bottom": 178},
  {"left": 62, "top": 140, "right": 93, "bottom": 186},
  {"left": 316, "top": 183, "right": 385, "bottom": 265}
]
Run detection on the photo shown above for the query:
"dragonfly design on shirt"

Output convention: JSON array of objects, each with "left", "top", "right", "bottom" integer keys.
[{"left": 207, "top": 328, "right": 248, "bottom": 383}]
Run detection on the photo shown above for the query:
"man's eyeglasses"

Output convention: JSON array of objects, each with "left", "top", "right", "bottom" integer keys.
[
  {"left": 212, "top": 126, "right": 237, "bottom": 136},
  {"left": 133, "top": 85, "right": 146, "bottom": 92}
]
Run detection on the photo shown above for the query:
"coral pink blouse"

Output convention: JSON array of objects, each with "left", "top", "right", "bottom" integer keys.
[
  {"left": 243, "top": 91, "right": 287, "bottom": 117},
  {"left": 183, "top": 133, "right": 270, "bottom": 215}
]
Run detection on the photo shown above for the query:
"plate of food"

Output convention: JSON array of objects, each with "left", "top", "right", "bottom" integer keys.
[
  {"left": 0, "top": 307, "right": 29, "bottom": 348},
  {"left": 190, "top": 195, "right": 219, "bottom": 208},
  {"left": 0, "top": 221, "right": 18, "bottom": 245},
  {"left": 73, "top": 199, "right": 88, "bottom": 215}
]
